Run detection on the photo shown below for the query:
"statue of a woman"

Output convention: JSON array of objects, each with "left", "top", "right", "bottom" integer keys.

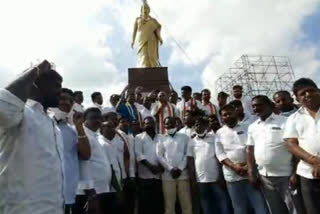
[{"left": 131, "top": 2, "right": 163, "bottom": 68}]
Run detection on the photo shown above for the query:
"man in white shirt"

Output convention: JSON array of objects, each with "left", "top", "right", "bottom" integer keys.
[
  {"left": 52, "top": 88, "right": 91, "bottom": 214},
  {"left": 200, "top": 89, "right": 219, "bottom": 117},
  {"left": 135, "top": 86, "right": 144, "bottom": 105},
  {"left": 283, "top": 78, "right": 320, "bottom": 214},
  {"left": 140, "top": 95, "right": 153, "bottom": 120},
  {"left": 89, "top": 92, "right": 104, "bottom": 111},
  {"left": 179, "top": 110, "right": 195, "bottom": 138},
  {"left": 216, "top": 91, "right": 229, "bottom": 111},
  {"left": 117, "top": 117, "right": 137, "bottom": 214},
  {"left": 229, "top": 100, "right": 256, "bottom": 126},
  {"left": 131, "top": 119, "right": 142, "bottom": 137},
  {"left": 75, "top": 107, "right": 112, "bottom": 214},
  {"left": 208, "top": 114, "right": 221, "bottom": 134},
  {"left": 74, "top": 91, "right": 85, "bottom": 111},
  {"left": 135, "top": 116, "right": 164, "bottom": 214},
  {"left": 156, "top": 117, "right": 192, "bottom": 214},
  {"left": 151, "top": 91, "right": 177, "bottom": 134},
  {"left": 0, "top": 60, "right": 65, "bottom": 214},
  {"left": 273, "top": 90, "right": 298, "bottom": 117},
  {"left": 102, "top": 112, "right": 120, "bottom": 129},
  {"left": 100, "top": 113, "right": 133, "bottom": 214},
  {"left": 118, "top": 117, "right": 136, "bottom": 180},
  {"left": 232, "top": 85, "right": 253, "bottom": 115},
  {"left": 247, "top": 95, "right": 298, "bottom": 214},
  {"left": 99, "top": 121, "right": 124, "bottom": 214},
  {"left": 175, "top": 117, "right": 184, "bottom": 131},
  {"left": 176, "top": 86, "right": 202, "bottom": 120},
  {"left": 103, "top": 94, "right": 120, "bottom": 114},
  {"left": 187, "top": 117, "right": 232, "bottom": 214},
  {"left": 68, "top": 91, "right": 85, "bottom": 125},
  {"left": 192, "top": 92, "right": 202, "bottom": 102},
  {"left": 169, "top": 91, "right": 178, "bottom": 106},
  {"left": 215, "top": 104, "right": 268, "bottom": 214}
]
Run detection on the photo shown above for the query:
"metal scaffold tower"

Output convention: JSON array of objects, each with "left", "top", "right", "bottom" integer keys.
[{"left": 215, "top": 55, "right": 295, "bottom": 97}]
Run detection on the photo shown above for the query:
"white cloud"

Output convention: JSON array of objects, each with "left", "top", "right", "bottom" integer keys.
[
  {"left": 101, "top": 0, "right": 320, "bottom": 94},
  {"left": 0, "top": 0, "right": 319, "bottom": 104},
  {"left": 0, "top": 0, "right": 127, "bottom": 105}
]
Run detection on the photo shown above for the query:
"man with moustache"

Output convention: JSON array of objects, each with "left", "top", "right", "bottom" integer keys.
[
  {"left": 135, "top": 117, "right": 164, "bottom": 214},
  {"left": 283, "top": 78, "right": 320, "bottom": 214},
  {"left": 0, "top": 61, "right": 65, "bottom": 214},
  {"left": 156, "top": 117, "right": 192, "bottom": 214},
  {"left": 215, "top": 104, "right": 268, "bottom": 214},
  {"left": 247, "top": 96, "right": 298, "bottom": 214},
  {"left": 51, "top": 88, "right": 91, "bottom": 214}
]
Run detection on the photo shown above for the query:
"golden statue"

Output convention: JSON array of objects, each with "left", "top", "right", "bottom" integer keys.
[{"left": 131, "top": 2, "right": 163, "bottom": 68}]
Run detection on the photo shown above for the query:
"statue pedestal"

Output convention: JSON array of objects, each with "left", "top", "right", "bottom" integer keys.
[{"left": 128, "top": 67, "right": 171, "bottom": 94}]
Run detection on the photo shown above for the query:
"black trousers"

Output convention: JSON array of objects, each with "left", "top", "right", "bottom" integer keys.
[
  {"left": 65, "top": 204, "right": 74, "bottom": 214},
  {"left": 300, "top": 176, "right": 320, "bottom": 214},
  {"left": 122, "top": 178, "right": 137, "bottom": 214},
  {"left": 73, "top": 195, "right": 87, "bottom": 214},
  {"left": 72, "top": 193, "right": 116, "bottom": 214},
  {"left": 137, "top": 178, "right": 164, "bottom": 214}
]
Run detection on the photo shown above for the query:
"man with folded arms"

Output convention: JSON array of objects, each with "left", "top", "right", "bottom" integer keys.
[
  {"left": 188, "top": 117, "right": 231, "bottom": 214},
  {"left": 283, "top": 78, "right": 320, "bottom": 214},
  {"left": 215, "top": 104, "right": 268, "bottom": 214},
  {"left": 135, "top": 116, "right": 164, "bottom": 214},
  {"left": 156, "top": 117, "right": 192, "bottom": 214}
]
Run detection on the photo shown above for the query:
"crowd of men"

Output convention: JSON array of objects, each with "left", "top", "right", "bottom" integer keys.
[{"left": 0, "top": 60, "right": 320, "bottom": 214}]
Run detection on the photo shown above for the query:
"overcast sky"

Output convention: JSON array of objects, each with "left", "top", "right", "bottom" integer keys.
[{"left": 0, "top": 0, "right": 319, "bottom": 105}]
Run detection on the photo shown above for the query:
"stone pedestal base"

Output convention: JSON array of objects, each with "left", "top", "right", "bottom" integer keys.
[{"left": 128, "top": 67, "right": 171, "bottom": 94}]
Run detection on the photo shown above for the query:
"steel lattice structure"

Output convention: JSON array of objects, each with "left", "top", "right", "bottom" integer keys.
[{"left": 215, "top": 55, "right": 295, "bottom": 97}]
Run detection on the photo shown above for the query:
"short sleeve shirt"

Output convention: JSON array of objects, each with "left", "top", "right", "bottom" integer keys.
[
  {"left": 187, "top": 134, "right": 220, "bottom": 183},
  {"left": 283, "top": 107, "right": 320, "bottom": 179}
]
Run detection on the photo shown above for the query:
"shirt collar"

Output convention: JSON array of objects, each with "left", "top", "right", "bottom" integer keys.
[
  {"left": 202, "top": 101, "right": 211, "bottom": 106},
  {"left": 223, "top": 122, "right": 241, "bottom": 130},
  {"left": 183, "top": 98, "right": 192, "bottom": 103},
  {"left": 208, "top": 130, "right": 216, "bottom": 135},
  {"left": 182, "top": 126, "right": 192, "bottom": 130},
  {"left": 298, "top": 106, "right": 320, "bottom": 118},
  {"left": 279, "top": 106, "right": 298, "bottom": 116},
  {"left": 143, "top": 131, "right": 159, "bottom": 139},
  {"left": 101, "top": 135, "right": 111, "bottom": 144},
  {"left": 26, "top": 99, "right": 45, "bottom": 113},
  {"left": 84, "top": 125, "right": 100, "bottom": 137},
  {"left": 257, "top": 113, "right": 276, "bottom": 124},
  {"left": 93, "top": 103, "right": 103, "bottom": 109},
  {"left": 74, "top": 102, "right": 84, "bottom": 108},
  {"left": 195, "top": 134, "right": 208, "bottom": 140}
]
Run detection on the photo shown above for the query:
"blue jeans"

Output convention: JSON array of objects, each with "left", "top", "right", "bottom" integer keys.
[
  {"left": 226, "top": 179, "right": 269, "bottom": 214},
  {"left": 198, "top": 182, "right": 233, "bottom": 214}
]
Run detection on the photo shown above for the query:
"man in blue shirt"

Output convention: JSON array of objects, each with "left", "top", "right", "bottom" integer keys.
[
  {"left": 117, "top": 92, "right": 142, "bottom": 132},
  {"left": 52, "top": 88, "right": 91, "bottom": 214}
]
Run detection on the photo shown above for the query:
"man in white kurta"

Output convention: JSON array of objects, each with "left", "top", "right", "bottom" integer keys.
[
  {"left": 232, "top": 85, "right": 253, "bottom": 115},
  {"left": 176, "top": 86, "right": 202, "bottom": 120},
  {"left": 0, "top": 62, "right": 65, "bottom": 214},
  {"left": 156, "top": 117, "right": 192, "bottom": 214},
  {"left": 151, "top": 91, "right": 178, "bottom": 134}
]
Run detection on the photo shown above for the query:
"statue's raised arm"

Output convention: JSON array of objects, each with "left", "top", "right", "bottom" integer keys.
[{"left": 131, "top": 2, "right": 162, "bottom": 68}]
